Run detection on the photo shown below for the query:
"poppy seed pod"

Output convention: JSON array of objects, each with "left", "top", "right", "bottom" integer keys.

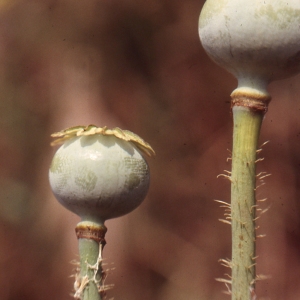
[
  {"left": 199, "top": 0, "right": 300, "bottom": 94},
  {"left": 49, "top": 126, "right": 154, "bottom": 225}
]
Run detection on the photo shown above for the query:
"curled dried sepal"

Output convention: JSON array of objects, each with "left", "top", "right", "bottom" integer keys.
[{"left": 51, "top": 125, "right": 155, "bottom": 157}]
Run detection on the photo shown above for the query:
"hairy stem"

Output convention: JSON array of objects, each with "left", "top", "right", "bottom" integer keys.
[
  {"left": 75, "top": 222, "right": 107, "bottom": 300},
  {"left": 231, "top": 105, "right": 264, "bottom": 300}
]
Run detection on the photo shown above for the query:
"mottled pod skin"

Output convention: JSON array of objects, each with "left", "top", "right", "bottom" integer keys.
[
  {"left": 199, "top": 0, "right": 300, "bottom": 92},
  {"left": 49, "top": 135, "right": 150, "bottom": 224}
]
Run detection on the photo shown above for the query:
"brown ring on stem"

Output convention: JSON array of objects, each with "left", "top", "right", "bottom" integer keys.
[
  {"left": 231, "top": 91, "right": 271, "bottom": 113},
  {"left": 75, "top": 223, "right": 107, "bottom": 246}
]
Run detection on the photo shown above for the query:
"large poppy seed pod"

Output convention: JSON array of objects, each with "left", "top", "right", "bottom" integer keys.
[
  {"left": 199, "top": 0, "right": 300, "bottom": 94},
  {"left": 49, "top": 125, "right": 154, "bottom": 225}
]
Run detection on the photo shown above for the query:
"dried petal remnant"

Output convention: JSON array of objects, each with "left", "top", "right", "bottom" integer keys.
[{"left": 51, "top": 125, "right": 155, "bottom": 157}]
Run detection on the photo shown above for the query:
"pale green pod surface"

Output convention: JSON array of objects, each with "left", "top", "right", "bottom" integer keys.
[
  {"left": 49, "top": 135, "right": 150, "bottom": 224},
  {"left": 199, "top": 0, "right": 300, "bottom": 90}
]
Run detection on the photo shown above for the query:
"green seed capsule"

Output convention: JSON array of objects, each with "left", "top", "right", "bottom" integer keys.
[{"left": 49, "top": 127, "right": 152, "bottom": 224}]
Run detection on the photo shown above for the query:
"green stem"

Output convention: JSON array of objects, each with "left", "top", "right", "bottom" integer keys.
[
  {"left": 231, "top": 106, "right": 263, "bottom": 300},
  {"left": 75, "top": 222, "right": 107, "bottom": 300}
]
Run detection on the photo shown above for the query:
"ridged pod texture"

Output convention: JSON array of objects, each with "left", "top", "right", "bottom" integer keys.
[
  {"left": 199, "top": 0, "right": 300, "bottom": 87},
  {"left": 49, "top": 135, "right": 150, "bottom": 224}
]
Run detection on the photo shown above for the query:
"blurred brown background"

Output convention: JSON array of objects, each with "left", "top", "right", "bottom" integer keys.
[{"left": 1, "top": 0, "right": 300, "bottom": 299}]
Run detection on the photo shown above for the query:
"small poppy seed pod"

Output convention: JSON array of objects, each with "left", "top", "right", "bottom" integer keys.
[
  {"left": 49, "top": 126, "right": 153, "bottom": 225},
  {"left": 199, "top": 0, "right": 300, "bottom": 95}
]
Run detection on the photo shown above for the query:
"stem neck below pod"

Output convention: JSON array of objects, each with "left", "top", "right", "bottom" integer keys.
[{"left": 231, "top": 86, "right": 271, "bottom": 114}]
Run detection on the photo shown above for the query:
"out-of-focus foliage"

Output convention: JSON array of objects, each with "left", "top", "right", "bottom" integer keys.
[{"left": 0, "top": 1, "right": 300, "bottom": 299}]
